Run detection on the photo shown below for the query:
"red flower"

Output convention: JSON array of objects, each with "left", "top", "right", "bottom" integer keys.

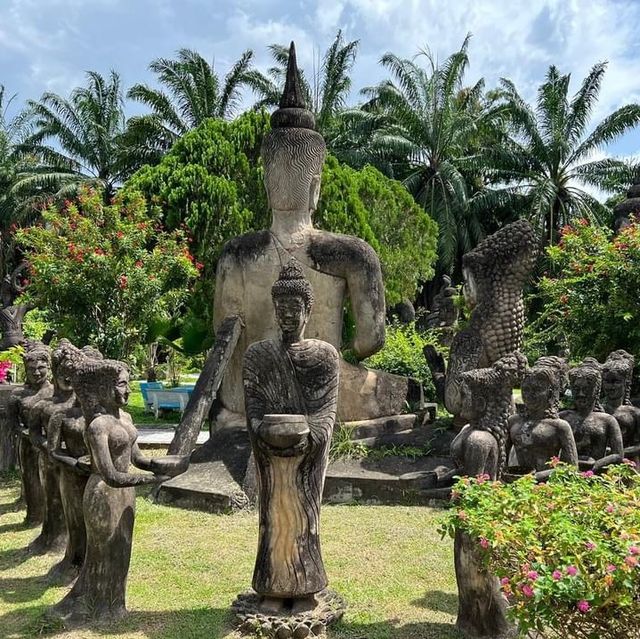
[
  {"left": 118, "top": 274, "right": 128, "bottom": 289},
  {"left": 116, "top": 231, "right": 124, "bottom": 239},
  {"left": 135, "top": 260, "right": 143, "bottom": 268}
]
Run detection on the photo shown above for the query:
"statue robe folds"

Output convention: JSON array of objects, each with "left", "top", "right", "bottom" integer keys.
[{"left": 243, "top": 338, "right": 339, "bottom": 598}]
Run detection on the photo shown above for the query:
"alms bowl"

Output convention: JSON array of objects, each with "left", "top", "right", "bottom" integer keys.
[{"left": 260, "top": 414, "right": 309, "bottom": 449}]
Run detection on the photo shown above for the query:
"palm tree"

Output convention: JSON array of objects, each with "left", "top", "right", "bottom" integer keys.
[
  {"left": 126, "top": 48, "right": 255, "bottom": 164},
  {"left": 344, "top": 35, "right": 504, "bottom": 274},
  {"left": 19, "top": 70, "right": 130, "bottom": 204},
  {"left": 482, "top": 63, "right": 640, "bottom": 243},
  {"left": 246, "top": 31, "right": 359, "bottom": 143}
]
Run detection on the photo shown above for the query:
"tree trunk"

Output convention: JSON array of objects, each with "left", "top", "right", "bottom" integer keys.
[{"left": 454, "top": 530, "right": 516, "bottom": 638}]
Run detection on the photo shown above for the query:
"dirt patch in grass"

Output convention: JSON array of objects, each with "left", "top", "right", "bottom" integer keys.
[{"left": 0, "top": 476, "right": 462, "bottom": 639}]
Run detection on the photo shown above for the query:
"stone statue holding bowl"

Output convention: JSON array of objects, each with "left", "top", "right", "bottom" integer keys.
[{"left": 234, "top": 260, "right": 345, "bottom": 637}]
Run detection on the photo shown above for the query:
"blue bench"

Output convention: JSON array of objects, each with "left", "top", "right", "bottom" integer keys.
[
  {"left": 147, "top": 388, "right": 194, "bottom": 418},
  {"left": 139, "top": 382, "right": 164, "bottom": 411}
]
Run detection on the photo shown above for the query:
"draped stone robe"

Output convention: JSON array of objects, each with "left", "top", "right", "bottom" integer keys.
[{"left": 243, "top": 337, "right": 339, "bottom": 598}]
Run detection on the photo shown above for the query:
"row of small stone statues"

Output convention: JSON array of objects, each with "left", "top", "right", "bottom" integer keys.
[
  {"left": 447, "top": 348, "right": 640, "bottom": 485},
  {"left": 6, "top": 339, "right": 189, "bottom": 623}
]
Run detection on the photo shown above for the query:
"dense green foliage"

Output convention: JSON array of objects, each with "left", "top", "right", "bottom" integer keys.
[
  {"left": 441, "top": 463, "right": 640, "bottom": 638},
  {"left": 483, "top": 63, "right": 640, "bottom": 243},
  {"left": 126, "top": 111, "right": 438, "bottom": 307},
  {"left": 344, "top": 35, "right": 504, "bottom": 275},
  {"left": 529, "top": 220, "right": 640, "bottom": 361},
  {"left": 363, "top": 322, "right": 441, "bottom": 400},
  {"left": 16, "top": 186, "right": 198, "bottom": 359},
  {"left": 20, "top": 71, "right": 132, "bottom": 203},
  {"left": 126, "top": 48, "right": 255, "bottom": 165}
]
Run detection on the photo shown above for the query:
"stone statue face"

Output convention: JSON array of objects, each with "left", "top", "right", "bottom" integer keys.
[
  {"left": 25, "top": 358, "right": 49, "bottom": 386},
  {"left": 56, "top": 369, "right": 74, "bottom": 392},
  {"left": 462, "top": 268, "right": 478, "bottom": 308},
  {"left": 111, "top": 368, "right": 130, "bottom": 408},
  {"left": 571, "top": 376, "right": 597, "bottom": 412},
  {"left": 601, "top": 370, "right": 625, "bottom": 402},
  {"left": 264, "top": 169, "right": 321, "bottom": 214},
  {"left": 521, "top": 374, "right": 552, "bottom": 415},
  {"left": 274, "top": 295, "right": 308, "bottom": 340}
]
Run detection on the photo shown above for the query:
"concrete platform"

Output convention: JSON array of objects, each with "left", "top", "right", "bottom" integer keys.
[
  {"left": 155, "top": 418, "right": 456, "bottom": 512},
  {"left": 135, "top": 428, "right": 208, "bottom": 449}
]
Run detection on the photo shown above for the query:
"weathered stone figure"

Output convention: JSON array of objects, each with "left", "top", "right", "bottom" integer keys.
[
  {"left": 449, "top": 352, "right": 528, "bottom": 481},
  {"left": 612, "top": 175, "right": 640, "bottom": 234},
  {"left": 560, "top": 359, "right": 624, "bottom": 471},
  {"left": 426, "top": 275, "right": 459, "bottom": 329},
  {"left": 508, "top": 358, "right": 579, "bottom": 480},
  {"left": 50, "top": 357, "right": 188, "bottom": 624},
  {"left": 601, "top": 350, "right": 640, "bottom": 459},
  {"left": 214, "top": 42, "right": 410, "bottom": 427},
  {"left": 444, "top": 220, "right": 538, "bottom": 419},
  {"left": 7, "top": 341, "right": 53, "bottom": 525},
  {"left": 234, "top": 261, "right": 344, "bottom": 636},
  {"left": 47, "top": 343, "right": 103, "bottom": 582},
  {"left": 27, "top": 340, "right": 77, "bottom": 554},
  {"left": 0, "top": 262, "right": 32, "bottom": 350}
]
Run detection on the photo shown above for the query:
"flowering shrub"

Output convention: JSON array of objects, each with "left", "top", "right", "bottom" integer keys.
[
  {"left": 440, "top": 464, "right": 640, "bottom": 638},
  {"left": 0, "top": 360, "right": 11, "bottom": 383},
  {"left": 15, "top": 187, "right": 198, "bottom": 360},
  {"left": 533, "top": 219, "right": 640, "bottom": 360}
]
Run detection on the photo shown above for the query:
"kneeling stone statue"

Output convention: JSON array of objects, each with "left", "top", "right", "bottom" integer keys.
[{"left": 234, "top": 261, "right": 345, "bottom": 637}]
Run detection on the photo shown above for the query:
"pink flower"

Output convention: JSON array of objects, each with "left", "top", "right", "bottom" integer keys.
[
  {"left": 605, "top": 503, "right": 615, "bottom": 514},
  {"left": 526, "top": 570, "right": 539, "bottom": 581},
  {"left": 552, "top": 570, "right": 563, "bottom": 580},
  {"left": 577, "top": 600, "right": 590, "bottom": 613},
  {"left": 625, "top": 556, "right": 638, "bottom": 568},
  {"left": 500, "top": 577, "right": 510, "bottom": 586},
  {"left": 623, "top": 459, "right": 637, "bottom": 467},
  {"left": 585, "top": 542, "right": 596, "bottom": 551},
  {"left": 479, "top": 537, "right": 490, "bottom": 549},
  {"left": 476, "top": 473, "right": 491, "bottom": 484},
  {"left": 581, "top": 470, "right": 594, "bottom": 478},
  {"left": 566, "top": 566, "right": 578, "bottom": 576},
  {"left": 606, "top": 564, "right": 617, "bottom": 573},
  {"left": 521, "top": 584, "right": 535, "bottom": 598},
  {"left": 549, "top": 456, "right": 561, "bottom": 467},
  {"left": 629, "top": 546, "right": 640, "bottom": 556},
  {"left": 458, "top": 510, "right": 468, "bottom": 521}
]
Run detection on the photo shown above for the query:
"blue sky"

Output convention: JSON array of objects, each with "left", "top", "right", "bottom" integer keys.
[{"left": 1, "top": 0, "right": 639, "bottom": 160}]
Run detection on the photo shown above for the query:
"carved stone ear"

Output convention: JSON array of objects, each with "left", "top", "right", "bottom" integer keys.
[{"left": 309, "top": 175, "right": 321, "bottom": 211}]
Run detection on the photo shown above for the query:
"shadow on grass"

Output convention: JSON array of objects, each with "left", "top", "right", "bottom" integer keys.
[
  {"left": 410, "top": 589, "right": 458, "bottom": 615},
  {"left": 0, "top": 544, "right": 32, "bottom": 570},
  {"left": 0, "top": 605, "right": 235, "bottom": 639},
  {"left": 0, "top": 520, "right": 29, "bottom": 534},
  {"left": 0, "top": 573, "right": 53, "bottom": 603},
  {"left": 332, "top": 619, "right": 463, "bottom": 639}
]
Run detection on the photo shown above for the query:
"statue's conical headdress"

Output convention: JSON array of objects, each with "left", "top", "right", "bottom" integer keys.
[
  {"left": 270, "top": 42, "right": 316, "bottom": 131},
  {"left": 271, "top": 259, "right": 314, "bottom": 310}
]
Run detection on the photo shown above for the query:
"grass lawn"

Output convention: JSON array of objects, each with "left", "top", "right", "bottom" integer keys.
[{"left": 0, "top": 475, "right": 462, "bottom": 639}]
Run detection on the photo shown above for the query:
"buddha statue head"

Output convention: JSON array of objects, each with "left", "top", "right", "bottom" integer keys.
[
  {"left": 569, "top": 359, "right": 602, "bottom": 414},
  {"left": 261, "top": 42, "right": 326, "bottom": 217},
  {"left": 271, "top": 260, "right": 314, "bottom": 344},
  {"left": 23, "top": 340, "right": 51, "bottom": 389}
]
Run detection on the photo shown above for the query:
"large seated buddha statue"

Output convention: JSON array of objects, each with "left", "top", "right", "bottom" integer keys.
[{"left": 213, "top": 43, "right": 414, "bottom": 425}]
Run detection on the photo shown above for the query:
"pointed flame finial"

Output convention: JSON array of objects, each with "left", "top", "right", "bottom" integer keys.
[{"left": 271, "top": 41, "right": 315, "bottom": 130}]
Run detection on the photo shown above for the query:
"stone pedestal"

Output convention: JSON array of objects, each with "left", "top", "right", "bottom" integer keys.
[{"left": 0, "top": 384, "right": 21, "bottom": 471}]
